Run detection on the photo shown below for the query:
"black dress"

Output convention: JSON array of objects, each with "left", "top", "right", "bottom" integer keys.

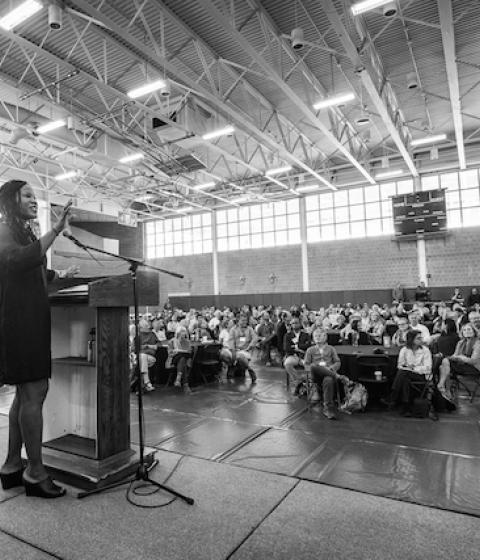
[{"left": 0, "top": 223, "right": 55, "bottom": 384}]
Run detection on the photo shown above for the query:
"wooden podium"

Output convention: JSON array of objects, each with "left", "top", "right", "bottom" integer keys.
[{"left": 42, "top": 271, "right": 158, "bottom": 491}]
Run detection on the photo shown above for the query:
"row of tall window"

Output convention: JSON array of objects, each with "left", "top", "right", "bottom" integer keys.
[{"left": 144, "top": 168, "right": 480, "bottom": 259}]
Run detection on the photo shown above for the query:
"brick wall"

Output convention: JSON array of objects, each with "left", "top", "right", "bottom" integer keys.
[
  {"left": 425, "top": 227, "right": 480, "bottom": 286},
  {"left": 308, "top": 235, "right": 419, "bottom": 290}
]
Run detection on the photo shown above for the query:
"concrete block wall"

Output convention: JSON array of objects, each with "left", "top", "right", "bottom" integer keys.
[
  {"left": 308, "top": 235, "right": 419, "bottom": 290},
  {"left": 149, "top": 253, "right": 214, "bottom": 304},
  {"left": 425, "top": 227, "right": 480, "bottom": 286},
  {"left": 217, "top": 246, "right": 303, "bottom": 294}
]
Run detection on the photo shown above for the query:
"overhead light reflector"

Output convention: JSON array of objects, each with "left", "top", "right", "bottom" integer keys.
[
  {"left": 127, "top": 79, "right": 166, "bottom": 99},
  {"left": 313, "top": 92, "right": 355, "bottom": 110},
  {"left": 202, "top": 126, "right": 235, "bottom": 141},
  {"left": 375, "top": 169, "right": 404, "bottom": 179},
  {"left": 55, "top": 170, "right": 78, "bottom": 181},
  {"left": 119, "top": 153, "right": 144, "bottom": 163},
  {"left": 351, "top": 0, "right": 396, "bottom": 16},
  {"left": 265, "top": 165, "right": 292, "bottom": 176},
  {"left": 411, "top": 133, "right": 447, "bottom": 147},
  {"left": 193, "top": 181, "right": 215, "bottom": 190},
  {"left": 36, "top": 119, "right": 65, "bottom": 134},
  {"left": 296, "top": 184, "right": 320, "bottom": 193},
  {"left": 0, "top": 0, "right": 42, "bottom": 30}
]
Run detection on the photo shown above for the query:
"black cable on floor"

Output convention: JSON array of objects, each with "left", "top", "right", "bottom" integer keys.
[{"left": 125, "top": 455, "right": 185, "bottom": 509}]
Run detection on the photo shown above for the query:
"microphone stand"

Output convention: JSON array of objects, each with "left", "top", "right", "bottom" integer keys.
[{"left": 67, "top": 233, "right": 194, "bottom": 504}]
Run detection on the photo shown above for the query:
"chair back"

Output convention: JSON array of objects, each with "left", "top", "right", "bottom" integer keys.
[
  {"left": 195, "top": 343, "right": 222, "bottom": 364},
  {"left": 327, "top": 331, "right": 341, "bottom": 346}
]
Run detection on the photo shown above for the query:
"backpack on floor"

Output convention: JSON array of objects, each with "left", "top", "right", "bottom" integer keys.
[{"left": 340, "top": 381, "right": 368, "bottom": 413}]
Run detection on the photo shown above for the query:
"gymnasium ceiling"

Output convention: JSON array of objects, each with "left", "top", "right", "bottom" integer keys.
[{"left": 0, "top": 0, "right": 479, "bottom": 221}]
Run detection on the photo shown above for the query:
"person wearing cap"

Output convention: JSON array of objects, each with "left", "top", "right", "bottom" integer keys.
[{"left": 0, "top": 180, "right": 78, "bottom": 498}]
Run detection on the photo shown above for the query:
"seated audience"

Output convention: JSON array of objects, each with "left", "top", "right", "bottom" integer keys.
[
  {"left": 433, "top": 318, "right": 460, "bottom": 359},
  {"left": 256, "top": 312, "right": 276, "bottom": 366},
  {"left": 467, "top": 287, "right": 480, "bottom": 308},
  {"left": 138, "top": 319, "right": 159, "bottom": 392},
  {"left": 303, "top": 329, "right": 347, "bottom": 420},
  {"left": 408, "top": 312, "right": 431, "bottom": 345},
  {"left": 170, "top": 326, "right": 193, "bottom": 394},
  {"left": 451, "top": 287, "right": 465, "bottom": 306},
  {"left": 217, "top": 319, "right": 234, "bottom": 381},
  {"left": 415, "top": 281, "right": 431, "bottom": 302},
  {"left": 385, "top": 329, "right": 433, "bottom": 416},
  {"left": 283, "top": 316, "right": 312, "bottom": 394},
  {"left": 368, "top": 312, "right": 385, "bottom": 345},
  {"left": 391, "top": 317, "right": 409, "bottom": 347},
  {"left": 229, "top": 314, "right": 257, "bottom": 383},
  {"left": 437, "top": 323, "right": 480, "bottom": 401}
]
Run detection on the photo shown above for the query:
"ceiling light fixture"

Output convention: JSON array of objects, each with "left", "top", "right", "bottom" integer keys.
[
  {"left": 119, "top": 153, "right": 144, "bottom": 163},
  {"left": 0, "top": 0, "right": 42, "bottom": 31},
  {"left": 193, "top": 181, "right": 215, "bottom": 190},
  {"left": 36, "top": 119, "right": 66, "bottom": 134},
  {"left": 265, "top": 165, "right": 292, "bottom": 176},
  {"left": 127, "top": 79, "right": 166, "bottom": 99},
  {"left": 296, "top": 184, "right": 320, "bottom": 193},
  {"left": 375, "top": 169, "right": 404, "bottom": 179},
  {"left": 55, "top": 170, "right": 78, "bottom": 180},
  {"left": 176, "top": 205, "right": 194, "bottom": 213},
  {"left": 411, "top": 133, "right": 447, "bottom": 147},
  {"left": 351, "top": 0, "right": 397, "bottom": 16},
  {"left": 313, "top": 92, "right": 355, "bottom": 110},
  {"left": 201, "top": 125, "right": 235, "bottom": 141}
]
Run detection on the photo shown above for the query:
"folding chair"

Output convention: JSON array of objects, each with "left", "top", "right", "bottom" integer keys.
[
  {"left": 450, "top": 370, "right": 480, "bottom": 403},
  {"left": 409, "top": 376, "right": 436, "bottom": 419},
  {"left": 192, "top": 343, "right": 222, "bottom": 385}
]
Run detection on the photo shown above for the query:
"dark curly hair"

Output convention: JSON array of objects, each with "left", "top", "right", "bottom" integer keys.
[{"left": 0, "top": 180, "right": 37, "bottom": 245}]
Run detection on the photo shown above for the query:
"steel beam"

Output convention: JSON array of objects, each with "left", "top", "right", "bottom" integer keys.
[
  {"left": 437, "top": 0, "right": 466, "bottom": 169},
  {"left": 198, "top": 0, "right": 375, "bottom": 184},
  {"left": 322, "top": 0, "right": 418, "bottom": 178}
]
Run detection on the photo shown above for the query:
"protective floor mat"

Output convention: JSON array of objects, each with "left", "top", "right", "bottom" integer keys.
[{"left": 224, "top": 424, "right": 480, "bottom": 516}]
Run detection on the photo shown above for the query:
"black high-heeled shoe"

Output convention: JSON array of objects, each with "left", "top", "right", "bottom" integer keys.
[
  {"left": 23, "top": 476, "right": 66, "bottom": 498},
  {"left": 0, "top": 468, "right": 24, "bottom": 490}
]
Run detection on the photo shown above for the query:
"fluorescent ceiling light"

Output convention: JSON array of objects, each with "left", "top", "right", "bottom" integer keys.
[
  {"left": 36, "top": 119, "right": 65, "bottom": 134},
  {"left": 176, "top": 205, "right": 193, "bottom": 213},
  {"left": 313, "top": 92, "right": 355, "bottom": 110},
  {"left": 231, "top": 196, "right": 249, "bottom": 204},
  {"left": 411, "top": 133, "right": 447, "bottom": 147},
  {"left": 127, "top": 79, "right": 166, "bottom": 99},
  {"left": 55, "top": 170, "right": 78, "bottom": 181},
  {"left": 375, "top": 169, "right": 404, "bottom": 179},
  {"left": 119, "top": 153, "right": 144, "bottom": 163},
  {"left": 351, "top": 0, "right": 395, "bottom": 16},
  {"left": 265, "top": 165, "right": 292, "bottom": 176},
  {"left": 296, "top": 184, "right": 320, "bottom": 193},
  {"left": 135, "top": 194, "right": 156, "bottom": 203},
  {"left": 0, "top": 0, "right": 42, "bottom": 31},
  {"left": 202, "top": 125, "right": 235, "bottom": 141},
  {"left": 193, "top": 181, "right": 215, "bottom": 190}
]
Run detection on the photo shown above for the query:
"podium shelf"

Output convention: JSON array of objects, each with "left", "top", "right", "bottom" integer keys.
[
  {"left": 43, "top": 434, "right": 96, "bottom": 459},
  {"left": 52, "top": 357, "right": 95, "bottom": 367}
]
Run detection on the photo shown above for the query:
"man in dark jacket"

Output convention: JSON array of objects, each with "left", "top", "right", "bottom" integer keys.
[{"left": 283, "top": 316, "right": 312, "bottom": 393}]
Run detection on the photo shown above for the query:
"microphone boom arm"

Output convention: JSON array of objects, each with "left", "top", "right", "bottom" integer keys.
[{"left": 62, "top": 231, "right": 183, "bottom": 279}]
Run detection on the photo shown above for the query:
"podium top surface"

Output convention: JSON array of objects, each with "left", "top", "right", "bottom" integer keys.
[{"left": 49, "top": 271, "right": 159, "bottom": 307}]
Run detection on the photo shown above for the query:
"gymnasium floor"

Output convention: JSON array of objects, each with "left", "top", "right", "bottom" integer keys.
[{"left": 1, "top": 364, "right": 480, "bottom": 559}]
